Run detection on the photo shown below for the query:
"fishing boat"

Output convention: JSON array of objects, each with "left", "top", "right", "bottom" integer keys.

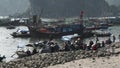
[
  {"left": 28, "top": 24, "right": 84, "bottom": 38},
  {"left": 27, "top": 15, "right": 85, "bottom": 38},
  {"left": 16, "top": 51, "right": 28, "bottom": 58},
  {"left": 93, "top": 29, "right": 111, "bottom": 37},
  {"left": 85, "top": 21, "right": 112, "bottom": 31},
  {"left": 99, "top": 23, "right": 112, "bottom": 27},
  {"left": 11, "top": 29, "right": 30, "bottom": 37},
  {"left": 86, "top": 24, "right": 109, "bottom": 30}
]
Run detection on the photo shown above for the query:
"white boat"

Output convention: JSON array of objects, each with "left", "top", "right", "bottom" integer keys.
[
  {"left": 61, "top": 34, "right": 79, "bottom": 41},
  {"left": 11, "top": 29, "right": 30, "bottom": 37}
]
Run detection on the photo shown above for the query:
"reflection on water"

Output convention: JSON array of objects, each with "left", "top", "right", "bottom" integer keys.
[{"left": 0, "top": 26, "right": 120, "bottom": 62}]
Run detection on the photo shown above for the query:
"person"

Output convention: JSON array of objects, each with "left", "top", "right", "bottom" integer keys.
[
  {"left": 75, "top": 38, "right": 83, "bottom": 49},
  {"left": 92, "top": 44, "right": 97, "bottom": 51},
  {"left": 82, "top": 43, "right": 87, "bottom": 50},
  {"left": 95, "top": 35, "right": 99, "bottom": 44},
  {"left": 64, "top": 42, "right": 70, "bottom": 51},
  {"left": 75, "top": 38, "right": 83, "bottom": 45},
  {"left": 47, "top": 38, "right": 54, "bottom": 46},
  {"left": 50, "top": 43, "right": 55, "bottom": 52},
  {"left": 106, "top": 37, "right": 112, "bottom": 44},
  {"left": 32, "top": 48, "right": 38, "bottom": 54},
  {"left": 70, "top": 43, "right": 76, "bottom": 50},
  {"left": 54, "top": 43, "right": 60, "bottom": 52},
  {"left": 101, "top": 41, "right": 105, "bottom": 47},
  {"left": 67, "top": 41, "right": 71, "bottom": 46},
  {"left": 112, "top": 35, "right": 116, "bottom": 42},
  {"left": 89, "top": 41, "right": 94, "bottom": 48},
  {"left": 86, "top": 41, "right": 93, "bottom": 50},
  {"left": 26, "top": 49, "right": 31, "bottom": 56},
  {"left": 118, "top": 35, "right": 120, "bottom": 41}
]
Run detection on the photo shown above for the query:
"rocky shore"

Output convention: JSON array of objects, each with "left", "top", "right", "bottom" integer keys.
[{"left": 0, "top": 42, "right": 120, "bottom": 68}]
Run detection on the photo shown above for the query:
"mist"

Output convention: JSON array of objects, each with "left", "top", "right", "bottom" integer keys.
[
  {"left": 0, "top": 0, "right": 119, "bottom": 16},
  {"left": 0, "top": 0, "right": 29, "bottom": 16},
  {"left": 106, "top": 0, "right": 120, "bottom": 6}
]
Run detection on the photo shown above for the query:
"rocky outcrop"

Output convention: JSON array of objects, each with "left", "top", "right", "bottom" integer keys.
[{"left": 29, "top": 0, "right": 110, "bottom": 18}]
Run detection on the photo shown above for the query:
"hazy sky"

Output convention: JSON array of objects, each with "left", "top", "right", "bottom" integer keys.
[
  {"left": 0, "top": 0, "right": 119, "bottom": 16},
  {"left": 106, "top": 0, "right": 120, "bottom": 6},
  {"left": 0, "top": 0, "right": 29, "bottom": 16}
]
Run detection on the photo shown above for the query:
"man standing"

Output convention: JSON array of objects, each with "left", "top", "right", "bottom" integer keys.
[
  {"left": 112, "top": 35, "right": 116, "bottom": 42},
  {"left": 118, "top": 34, "right": 120, "bottom": 41},
  {"left": 94, "top": 35, "right": 99, "bottom": 44}
]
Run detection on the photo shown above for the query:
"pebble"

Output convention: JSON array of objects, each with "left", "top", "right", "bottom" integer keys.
[{"left": 0, "top": 42, "right": 120, "bottom": 68}]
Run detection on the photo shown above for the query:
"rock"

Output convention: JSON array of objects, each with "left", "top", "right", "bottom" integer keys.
[{"left": 1, "top": 43, "right": 120, "bottom": 68}]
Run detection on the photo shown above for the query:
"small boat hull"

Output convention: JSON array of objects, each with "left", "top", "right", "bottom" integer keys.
[
  {"left": 6, "top": 26, "right": 15, "bottom": 29},
  {"left": 93, "top": 30, "right": 111, "bottom": 37},
  {"left": 16, "top": 51, "right": 28, "bottom": 58},
  {"left": 11, "top": 29, "right": 31, "bottom": 38},
  {"left": 11, "top": 34, "right": 31, "bottom": 38}
]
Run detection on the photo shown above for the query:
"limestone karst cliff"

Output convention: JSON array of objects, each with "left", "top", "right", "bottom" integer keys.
[{"left": 29, "top": 0, "right": 110, "bottom": 18}]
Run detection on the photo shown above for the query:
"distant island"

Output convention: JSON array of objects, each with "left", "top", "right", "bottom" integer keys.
[{"left": 28, "top": 0, "right": 119, "bottom": 18}]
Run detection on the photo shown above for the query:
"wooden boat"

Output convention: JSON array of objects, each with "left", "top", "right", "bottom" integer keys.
[
  {"left": 16, "top": 49, "right": 38, "bottom": 58},
  {"left": 99, "top": 23, "right": 112, "bottom": 27},
  {"left": 86, "top": 25, "right": 108, "bottom": 30},
  {"left": 27, "top": 12, "right": 95, "bottom": 38},
  {"left": 93, "top": 30, "right": 111, "bottom": 37},
  {"left": 16, "top": 51, "right": 28, "bottom": 58},
  {"left": 11, "top": 29, "right": 31, "bottom": 37},
  {"left": 28, "top": 23, "right": 85, "bottom": 38},
  {"left": 86, "top": 22, "right": 112, "bottom": 30},
  {"left": 6, "top": 25, "right": 15, "bottom": 29}
]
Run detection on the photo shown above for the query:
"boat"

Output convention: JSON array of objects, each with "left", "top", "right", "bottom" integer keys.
[
  {"left": 99, "top": 23, "right": 112, "bottom": 27},
  {"left": 16, "top": 47, "right": 39, "bottom": 58},
  {"left": 16, "top": 51, "right": 28, "bottom": 58},
  {"left": 0, "top": 56, "right": 6, "bottom": 62},
  {"left": 27, "top": 15, "right": 85, "bottom": 38},
  {"left": 6, "top": 25, "right": 16, "bottom": 29},
  {"left": 86, "top": 24, "right": 109, "bottom": 30},
  {"left": 11, "top": 29, "right": 31, "bottom": 37},
  {"left": 28, "top": 24, "right": 85, "bottom": 38},
  {"left": 85, "top": 22, "right": 112, "bottom": 31},
  {"left": 61, "top": 34, "right": 80, "bottom": 41},
  {"left": 93, "top": 29, "right": 111, "bottom": 37}
]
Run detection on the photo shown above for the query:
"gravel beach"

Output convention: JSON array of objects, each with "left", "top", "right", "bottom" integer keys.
[{"left": 0, "top": 42, "right": 120, "bottom": 68}]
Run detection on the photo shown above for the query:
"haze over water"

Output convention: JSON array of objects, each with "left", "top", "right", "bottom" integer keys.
[{"left": 0, "top": 25, "right": 120, "bottom": 62}]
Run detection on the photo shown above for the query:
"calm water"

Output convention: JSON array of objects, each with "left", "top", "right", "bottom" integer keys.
[
  {"left": 0, "top": 26, "right": 31, "bottom": 62},
  {"left": 0, "top": 26, "right": 120, "bottom": 62}
]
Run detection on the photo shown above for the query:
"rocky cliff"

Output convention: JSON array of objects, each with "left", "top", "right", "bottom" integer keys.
[{"left": 29, "top": 0, "right": 110, "bottom": 18}]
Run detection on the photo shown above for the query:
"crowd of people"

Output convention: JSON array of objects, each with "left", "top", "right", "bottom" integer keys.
[
  {"left": 27, "top": 35, "right": 115, "bottom": 53},
  {"left": 16, "top": 34, "right": 120, "bottom": 57}
]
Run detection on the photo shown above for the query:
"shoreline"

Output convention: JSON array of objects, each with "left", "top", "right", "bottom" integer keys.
[
  {"left": 0, "top": 42, "right": 120, "bottom": 68},
  {"left": 48, "top": 55, "right": 120, "bottom": 68}
]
